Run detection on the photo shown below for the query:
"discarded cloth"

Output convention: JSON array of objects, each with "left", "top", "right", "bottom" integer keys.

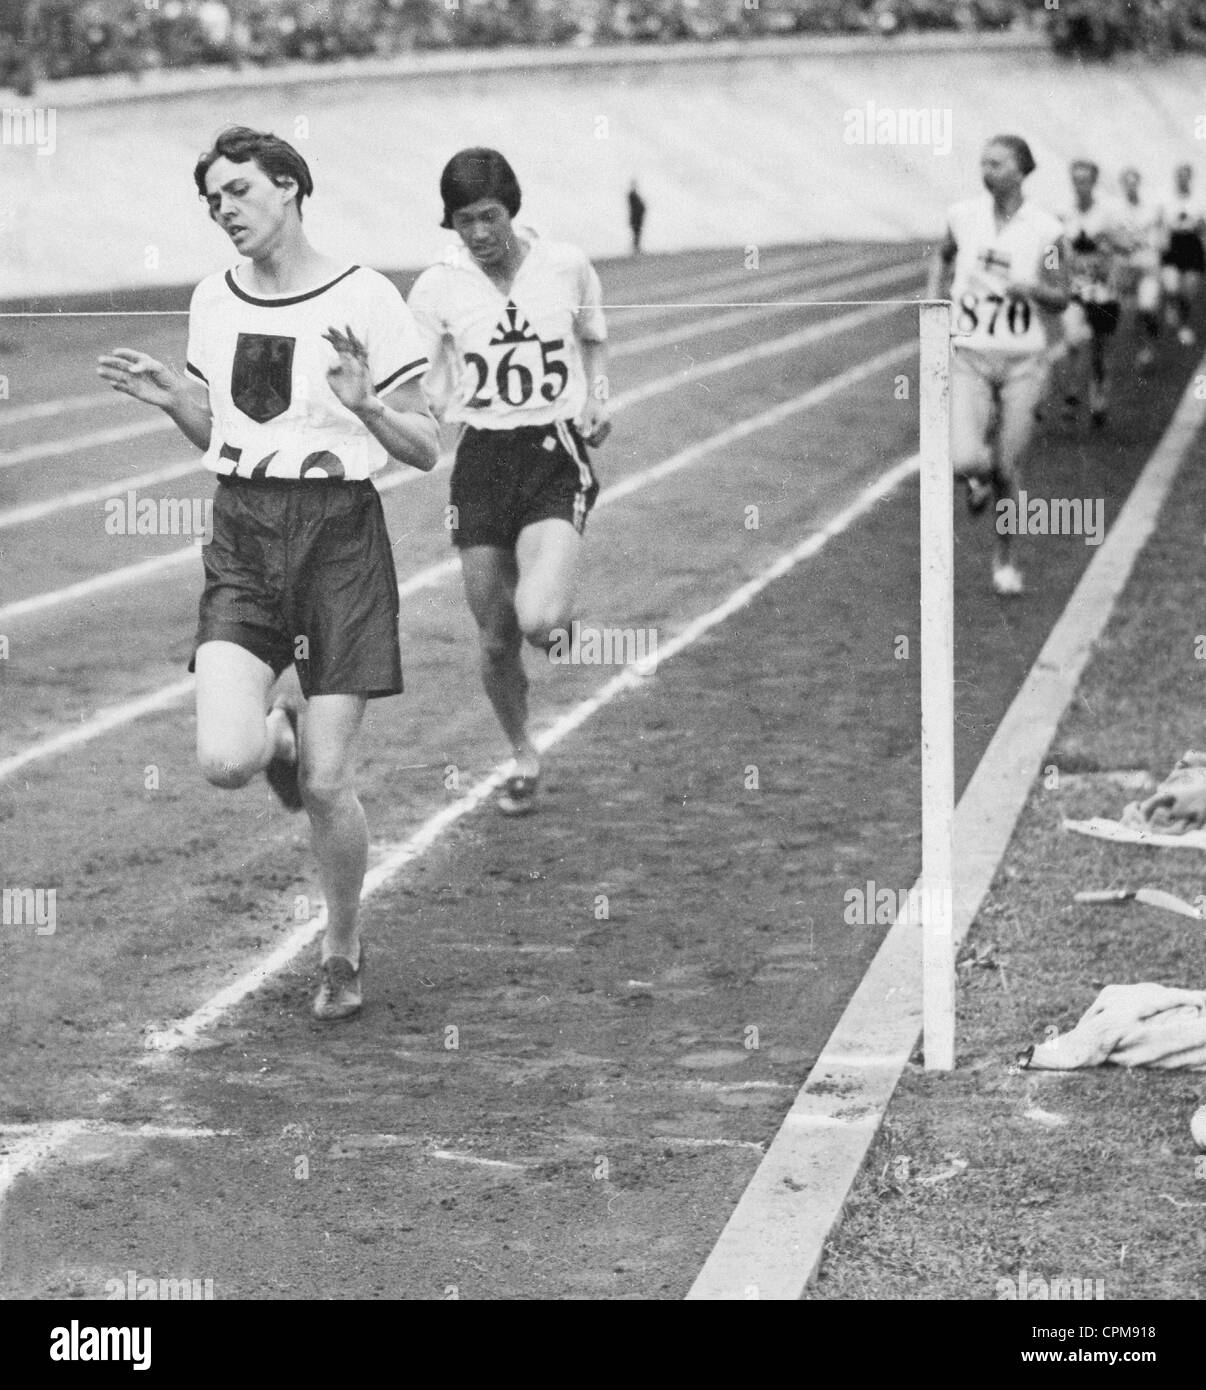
[
  {"left": 1063, "top": 816, "right": 1206, "bottom": 850},
  {"left": 1024, "top": 983, "right": 1206, "bottom": 1070}
]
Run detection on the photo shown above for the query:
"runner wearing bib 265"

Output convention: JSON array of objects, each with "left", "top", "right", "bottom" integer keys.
[{"left": 408, "top": 149, "right": 609, "bottom": 817}]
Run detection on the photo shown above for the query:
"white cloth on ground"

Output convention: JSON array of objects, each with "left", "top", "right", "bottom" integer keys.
[{"left": 1027, "top": 982, "right": 1206, "bottom": 1070}]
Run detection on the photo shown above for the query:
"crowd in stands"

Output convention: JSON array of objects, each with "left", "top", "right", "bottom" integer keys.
[{"left": 0, "top": 0, "right": 1201, "bottom": 93}]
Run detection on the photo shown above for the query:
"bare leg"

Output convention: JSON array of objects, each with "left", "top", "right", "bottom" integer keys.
[
  {"left": 194, "top": 639, "right": 293, "bottom": 788},
  {"left": 298, "top": 693, "right": 368, "bottom": 965},
  {"left": 460, "top": 546, "right": 538, "bottom": 778}
]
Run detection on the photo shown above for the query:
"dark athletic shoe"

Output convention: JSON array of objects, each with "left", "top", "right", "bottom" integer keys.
[
  {"left": 313, "top": 947, "right": 363, "bottom": 1021},
  {"left": 965, "top": 477, "right": 991, "bottom": 516},
  {"left": 265, "top": 703, "right": 303, "bottom": 812},
  {"left": 497, "top": 773, "right": 539, "bottom": 816}
]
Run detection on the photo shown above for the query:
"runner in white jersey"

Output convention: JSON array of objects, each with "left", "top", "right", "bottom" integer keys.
[
  {"left": 97, "top": 128, "right": 439, "bottom": 1021},
  {"left": 1115, "top": 167, "right": 1164, "bottom": 369},
  {"left": 1160, "top": 163, "right": 1206, "bottom": 346},
  {"left": 926, "top": 134, "right": 1069, "bottom": 596},
  {"left": 408, "top": 149, "right": 609, "bottom": 817},
  {"left": 1059, "top": 160, "right": 1125, "bottom": 426}
]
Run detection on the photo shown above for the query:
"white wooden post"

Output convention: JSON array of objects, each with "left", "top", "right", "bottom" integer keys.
[{"left": 919, "top": 301, "right": 956, "bottom": 1071}]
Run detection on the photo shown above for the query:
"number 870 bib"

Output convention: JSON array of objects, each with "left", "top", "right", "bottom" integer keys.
[{"left": 954, "top": 288, "right": 1043, "bottom": 355}]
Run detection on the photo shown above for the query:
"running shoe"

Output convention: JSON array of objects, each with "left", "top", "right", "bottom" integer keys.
[
  {"left": 264, "top": 702, "right": 303, "bottom": 811},
  {"left": 965, "top": 477, "right": 992, "bottom": 516},
  {"left": 498, "top": 773, "right": 539, "bottom": 816},
  {"left": 992, "top": 562, "right": 1025, "bottom": 597},
  {"left": 313, "top": 946, "right": 363, "bottom": 1021}
]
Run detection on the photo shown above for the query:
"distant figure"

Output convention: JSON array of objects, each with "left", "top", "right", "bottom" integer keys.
[{"left": 627, "top": 181, "right": 646, "bottom": 255}]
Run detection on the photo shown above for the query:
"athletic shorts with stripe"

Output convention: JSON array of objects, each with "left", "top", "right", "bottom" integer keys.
[
  {"left": 189, "top": 475, "right": 404, "bottom": 699},
  {"left": 449, "top": 420, "right": 600, "bottom": 550}
]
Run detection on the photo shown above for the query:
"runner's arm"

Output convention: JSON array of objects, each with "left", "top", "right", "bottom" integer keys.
[
  {"left": 96, "top": 349, "right": 212, "bottom": 451},
  {"left": 355, "top": 377, "right": 440, "bottom": 472},
  {"left": 577, "top": 336, "right": 610, "bottom": 446}
]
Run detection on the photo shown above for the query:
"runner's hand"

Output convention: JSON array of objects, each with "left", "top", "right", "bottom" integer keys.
[
  {"left": 324, "top": 324, "right": 373, "bottom": 414},
  {"left": 577, "top": 399, "right": 611, "bottom": 447},
  {"left": 96, "top": 349, "right": 183, "bottom": 409}
]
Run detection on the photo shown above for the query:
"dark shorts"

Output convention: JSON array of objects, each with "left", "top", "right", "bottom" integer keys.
[
  {"left": 190, "top": 475, "right": 403, "bottom": 699},
  {"left": 1083, "top": 299, "right": 1121, "bottom": 336},
  {"left": 1162, "top": 230, "right": 1206, "bottom": 273},
  {"left": 449, "top": 420, "right": 599, "bottom": 550}
]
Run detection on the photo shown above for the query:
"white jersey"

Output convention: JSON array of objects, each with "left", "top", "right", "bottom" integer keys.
[
  {"left": 407, "top": 227, "right": 607, "bottom": 430},
  {"left": 186, "top": 264, "right": 428, "bottom": 482},
  {"left": 1062, "top": 198, "right": 1122, "bottom": 302},
  {"left": 1114, "top": 194, "right": 1163, "bottom": 270},
  {"left": 946, "top": 195, "right": 1063, "bottom": 356}
]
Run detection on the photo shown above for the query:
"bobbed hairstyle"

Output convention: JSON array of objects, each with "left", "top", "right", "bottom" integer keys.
[
  {"left": 194, "top": 126, "right": 314, "bottom": 218},
  {"left": 988, "top": 134, "right": 1036, "bottom": 178},
  {"left": 439, "top": 148, "right": 521, "bottom": 229}
]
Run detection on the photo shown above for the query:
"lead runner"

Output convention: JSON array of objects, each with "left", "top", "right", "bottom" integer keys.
[
  {"left": 97, "top": 127, "right": 439, "bottom": 1020},
  {"left": 407, "top": 148, "right": 610, "bottom": 815}
]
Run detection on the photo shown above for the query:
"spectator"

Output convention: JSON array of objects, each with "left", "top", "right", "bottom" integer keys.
[{"left": 627, "top": 179, "right": 647, "bottom": 255}]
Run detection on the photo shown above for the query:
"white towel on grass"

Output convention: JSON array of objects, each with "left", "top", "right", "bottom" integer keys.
[{"left": 1027, "top": 983, "right": 1206, "bottom": 1070}]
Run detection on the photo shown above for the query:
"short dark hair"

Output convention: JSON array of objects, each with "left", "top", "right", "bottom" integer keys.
[
  {"left": 194, "top": 126, "right": 314, "bottom": 217},
  {"left": 1070, "top": 158, "right": 1099, "bottom": 181},
  {"left": 439, "top": 147, "right": 521, "bottom": 229},
  {"left": 989, "top": 134, "right": 1036, "bottom": 178}
]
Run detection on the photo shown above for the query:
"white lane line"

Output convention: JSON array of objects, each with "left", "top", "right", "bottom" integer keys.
[
  {"left": 0, "top": 336, "right": 914, "bottom": 780},
  {"left": 0, "top": 1119, "right": 231, "bottom": 1209},
  {"left": 0, "top": 458, "right": 201, "bottom": 531},
  {"left": 608, "top": 259, "right": 911, "bottom": 355},
  {"left": 0, "top": 254, "right": 906, "bottom": 522},
  {"left": 0, "top": 416, "right": 173, "bottom": 469},
  {"left": 0, "top": 679, "right": 196, "bottom": 783},
  {"left": 0, "top": 390, "right": 126, "bottom": 426},
  {"left": 0, "top": 293, "right": 915, "bottom": 624},
  {"left": 427, "top": 1149, "right": 532, "bottom": 1171},
  {"left": 137, "top": 446, "right": 919, "bottom": 1056},
  {"left": 685, "top": 356, "right": 1206, "bottom": 1303}
]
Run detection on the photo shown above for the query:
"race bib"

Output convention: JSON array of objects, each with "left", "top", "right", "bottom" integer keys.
[
  {"left": 459, "top": 301, "right": 570, "bottom": 414},
  {"left": 953, "top": 286, "right": 1041, "bottom": 353}
]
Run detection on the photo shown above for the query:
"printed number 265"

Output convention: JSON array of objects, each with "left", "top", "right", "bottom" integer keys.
[{"left": 465, "top": 339, "right": 568, "bottom": 408}]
